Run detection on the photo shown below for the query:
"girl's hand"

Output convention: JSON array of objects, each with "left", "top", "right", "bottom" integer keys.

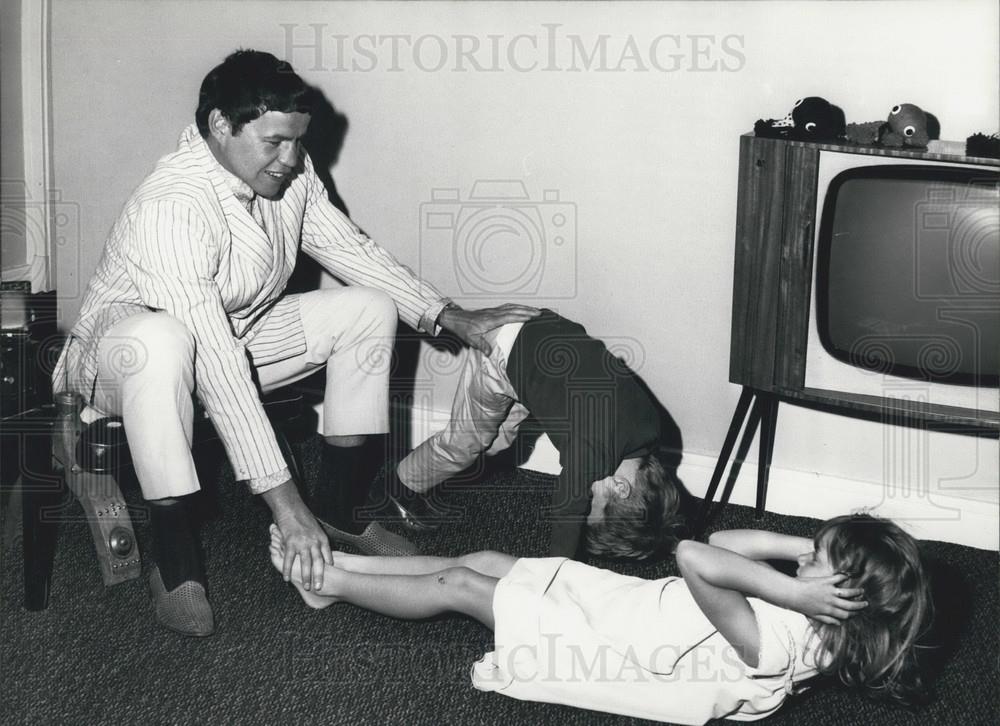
[{"left": 794, "top": 573, "right": 868, "bottom": 625}]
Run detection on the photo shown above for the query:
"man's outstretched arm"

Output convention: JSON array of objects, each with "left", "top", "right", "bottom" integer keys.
[
  {"left": 436, "top": 302, "right": 540, "bottom": 354},
  {"left": 260, "top": 479, "right": 333, "bottom": 592},
  {"left": 298, "top": 161, "right": 539, "bottom": 352}
]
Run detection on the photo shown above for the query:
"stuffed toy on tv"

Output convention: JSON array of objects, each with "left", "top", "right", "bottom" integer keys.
[
  {"left": 966, "top": 132, "right": 1000, "bottom": 159},
  {"left": 876, "top": 103, "right": 940, "bottom": 148},
  {"left": 754, "top": 97, "right": 847, "bottom": 142}
]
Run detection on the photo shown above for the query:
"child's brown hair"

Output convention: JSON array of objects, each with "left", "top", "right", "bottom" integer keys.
[
  {"left": 811, "top": 513, "right": 934, "bottom": 705},
  {"left": 584, "top": 450, "right": 684, "bottom": 560}
]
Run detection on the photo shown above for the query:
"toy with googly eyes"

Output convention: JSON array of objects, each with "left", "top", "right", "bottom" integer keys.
[
  {"left": 753, "top": 96, "right": 847, "bottom": 142},
  {"left": 877, "top": 103, "right": 940, "bottom": 148}
]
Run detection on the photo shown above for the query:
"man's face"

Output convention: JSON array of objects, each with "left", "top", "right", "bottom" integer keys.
[{"left": 210, "top": 110, "right": 311, "bottom": 199}]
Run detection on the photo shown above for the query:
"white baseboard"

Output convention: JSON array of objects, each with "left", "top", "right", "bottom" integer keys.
[
  {"left": 518, "top": 439, "right": 998, "bottom": 551},
  {"left": 320, "top": 401, "right": 999, "bottom": 551},
  {"left": 676, "top": 452, "right": 999, "bottom": 552}
]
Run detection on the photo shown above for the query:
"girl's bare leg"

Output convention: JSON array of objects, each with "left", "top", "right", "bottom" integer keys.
[
  {"left": 332, "top": 547, "right": 518, "bottom": 579},
  {"left": 269, "top": 526, "right": 500, "bottom": 627},
  {"left": 330, "top": 551, "right": 466, "bottom": 576}
]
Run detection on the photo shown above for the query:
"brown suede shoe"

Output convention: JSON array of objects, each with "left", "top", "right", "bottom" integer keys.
[
  {"left": 317, "top": 519, "right": 419, "bottom": 556},
  {"left": 149, "top": 566, "right": 215, "bottom": 637}
]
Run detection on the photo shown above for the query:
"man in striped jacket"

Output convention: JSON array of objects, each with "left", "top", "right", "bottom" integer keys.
[{"left": 53, "top": 50, "right": 537, "bottom": 636}]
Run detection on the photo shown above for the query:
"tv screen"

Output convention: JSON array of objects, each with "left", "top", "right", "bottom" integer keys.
[{"left": 817, "top": 165, "right": 999, "bottom": 387}]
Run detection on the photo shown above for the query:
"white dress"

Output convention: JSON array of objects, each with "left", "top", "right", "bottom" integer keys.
[{"left": 471, "top": 558, "right": 821, "bottom": 725}]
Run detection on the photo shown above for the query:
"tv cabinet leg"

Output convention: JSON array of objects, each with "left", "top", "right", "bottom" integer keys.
[
  {"left": 755, "top": 395, "right": 779, "bottom": 518},
  {"left": 712, "top": 397, "right": 764, "bottom": 526},
  {"left": 697, "top": 387, "right": 756, "bottom": 535}
]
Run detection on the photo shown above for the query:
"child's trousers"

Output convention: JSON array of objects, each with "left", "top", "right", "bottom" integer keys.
[{"left": 397, "top": 322, "right": 530, "bottom": 493}]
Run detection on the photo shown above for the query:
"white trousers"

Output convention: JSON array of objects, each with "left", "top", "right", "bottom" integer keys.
[
  {"left": 88, "top": 287, "right": 396, "bottom": 500},
  {"left": 397, "top": 322, "right": 529, "bottom": 493}
]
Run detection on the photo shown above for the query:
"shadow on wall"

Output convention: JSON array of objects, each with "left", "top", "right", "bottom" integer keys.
[
  {"left": 286, "top": 86, "right": 350, "bottom": 295},
  {"left": 637, "top": 374, "right": 691, "bottom": 518},
  {"left": 282, "top": 87, "right": 426, "bottom": 426}
]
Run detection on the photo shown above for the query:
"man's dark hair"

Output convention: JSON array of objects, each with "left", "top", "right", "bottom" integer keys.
[{"left": 195, "top": 49, "right": 317, "bottom": 138}]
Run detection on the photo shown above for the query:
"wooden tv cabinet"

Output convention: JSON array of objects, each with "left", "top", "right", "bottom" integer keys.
[{"left": 698, "top": 135, "right": 1000, "bottom": 532}]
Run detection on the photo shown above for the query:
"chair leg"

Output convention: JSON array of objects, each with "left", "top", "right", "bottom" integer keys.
[
  {"left": 755, "top": 395, "right": 779, "bottom": 517},
  {"left": 61, "top": 467, "right": 141, "bottom": 586},
  {"left": 21, "top": 428, "right": 62, "bottom": 611},
  {"left": 696, "top": 387, "right": 755, "bottom": 536},
  {"left": 52, "top": 396, "right": 141, "bottom": 588}
]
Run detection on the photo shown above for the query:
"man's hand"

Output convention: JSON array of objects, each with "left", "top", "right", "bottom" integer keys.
[
  {"left": 793, "top": 573, "right": 868, "bottom": 625},
  {"left": 260, "top": 479, "right": 333, "bottom": 592},
  {"left": 438, "top": 303, "right": 541, "bottom": 354}
]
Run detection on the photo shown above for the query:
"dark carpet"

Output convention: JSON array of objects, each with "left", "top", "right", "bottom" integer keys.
[{"left": 2, "top": 434, "right": 997, "bottom": 725}]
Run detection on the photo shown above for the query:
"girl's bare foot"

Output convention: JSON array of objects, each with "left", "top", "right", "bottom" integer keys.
[{"left": 269, "top": 525, "right": 339, "bottom": 610}]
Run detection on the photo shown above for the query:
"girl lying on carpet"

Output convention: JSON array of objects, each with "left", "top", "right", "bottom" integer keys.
[{"left": 268, "top": 513, "right": 932, "bottom": 724}]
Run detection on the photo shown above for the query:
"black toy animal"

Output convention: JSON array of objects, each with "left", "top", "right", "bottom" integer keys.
[
  {"left": 754, "top": 97, "right": 846, "bottom": 142},
  {"left": 966, "top": 132, "right": 1000, "bottom": 159}
]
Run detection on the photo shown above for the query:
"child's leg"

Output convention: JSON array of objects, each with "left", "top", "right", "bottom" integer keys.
[
  {"left": 269, "top": 528, "right": 498, "bottom": 627},
  {"left": 334, "top": 567, "right": 498, "bottom": 627},
  {"left": 333, "top": 546, "right": 518, "bottom": 579},
  {"left": 272, "top": 525, "right": 460, "bottom": 577},
  {"left": 331, "top": 551, "right": 467, "bottom": 576},
  {"left": 396, "top": 346, "right": 517, "bottom": 494},
  {"left": 484, "top": 402, "right": 531, "bottom": 457},
  {"left": 458, "top": 550, "right": 519, "bottom": 578}
]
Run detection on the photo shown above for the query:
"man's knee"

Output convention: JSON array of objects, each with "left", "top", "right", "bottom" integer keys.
[
  {"left": 351, "top": 288, "right": 397, "bottom": 332},
  {"left": 103, "top": 313, "right": 195, "bottom": 382},
  {"left": 307, "top": 287, "right": 398, "bottom": 347}
]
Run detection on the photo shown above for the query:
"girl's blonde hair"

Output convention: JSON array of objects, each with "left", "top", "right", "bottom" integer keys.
[{"left": 811, "top": 513, "right": 933, "bottom": 706}]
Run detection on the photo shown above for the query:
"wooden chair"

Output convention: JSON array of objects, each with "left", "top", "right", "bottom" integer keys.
[{"left": 46, "top": 389, "right": 307, "bottom": 590}]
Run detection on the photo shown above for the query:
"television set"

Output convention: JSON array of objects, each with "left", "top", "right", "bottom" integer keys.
[
  {"left": 698, "top": 134, "right": 998, "bottom": 527},
  {"left": 808, "top": 152, "right": 998, "bottom": 418},
  {"left": 696, "top": 133, "right": 1000, "bottom": 532},
  {"left": 730, "top": 134, "right": 999, "bottom": 430}
]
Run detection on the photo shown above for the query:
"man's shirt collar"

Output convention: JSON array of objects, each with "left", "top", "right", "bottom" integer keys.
[{"left": 180, "top": 124, "right": 256, "bottom": 209}]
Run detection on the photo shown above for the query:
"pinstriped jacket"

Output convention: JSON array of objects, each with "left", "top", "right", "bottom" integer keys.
[{"left": 54, "top": 124, "right": 447, "bottom": 493}]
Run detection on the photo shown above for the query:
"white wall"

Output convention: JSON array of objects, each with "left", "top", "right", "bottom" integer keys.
[
  {"left": 1, "top": 0, "right": 26, "bottom": 276},
  {"left": 49, "top": 1, "right": 999, "bottom": 547}
]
